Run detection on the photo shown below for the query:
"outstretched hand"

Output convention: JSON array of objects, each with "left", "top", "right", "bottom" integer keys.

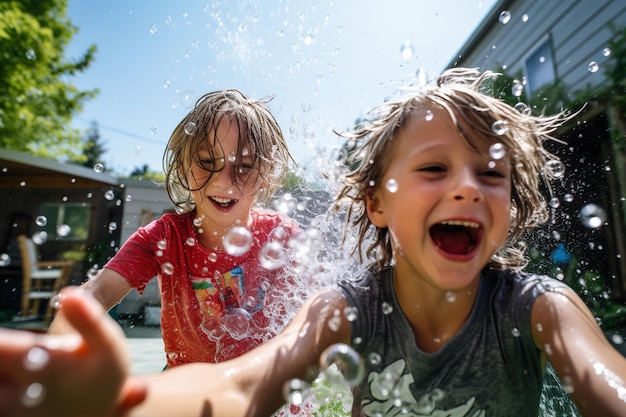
[{"left": 0, "top": 287, "right": 146, "bottom": 417}]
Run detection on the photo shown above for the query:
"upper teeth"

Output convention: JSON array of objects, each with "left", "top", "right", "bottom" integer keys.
[
  {"left": 212, "top": 197, "right": 233, "bottom": 204},
  {"left": 440, "top": 220, "right": 479, "bottom": 228}
]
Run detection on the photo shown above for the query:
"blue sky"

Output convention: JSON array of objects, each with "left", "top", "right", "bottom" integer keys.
[{"left": 66, "top": 0, "right": 498, "bottom": 177}]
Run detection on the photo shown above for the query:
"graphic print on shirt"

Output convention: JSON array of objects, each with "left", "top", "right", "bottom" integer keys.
[
  {"left": 191, "top": 266, "right": 246, "bottom": 318},
  {"left": 362, "top": 359, "right": 483, "bottom": 416}
]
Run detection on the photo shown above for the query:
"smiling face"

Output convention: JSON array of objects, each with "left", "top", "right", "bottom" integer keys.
[
  {"left": 187, "top": 117, "right": 262, "bottom": 246},
  {"left": 366, "top": 107, "right": 512, "bottom": 292}
]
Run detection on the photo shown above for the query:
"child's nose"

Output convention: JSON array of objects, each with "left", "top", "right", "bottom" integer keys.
[
  {"left": 451, "top": 172, "right": 483, "bottom": 203},
  {"left": 211, "top": 163, "right": 236, "bottom": 189}
]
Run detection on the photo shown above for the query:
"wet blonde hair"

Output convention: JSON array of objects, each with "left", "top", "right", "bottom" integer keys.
[
  {"left": 334, "top": 68, "right": 574, "bottom": 271},
  {"left": 163, "top": 89, "right": 294, "bottom": 213}
]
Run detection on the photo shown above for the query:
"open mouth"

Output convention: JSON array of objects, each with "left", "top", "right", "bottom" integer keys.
[
  {"left": 210, "top": 196, "right": 237, "bottom": 208},
  {"left": 429, "top": 220, "right": 482, "bottom": 255}
]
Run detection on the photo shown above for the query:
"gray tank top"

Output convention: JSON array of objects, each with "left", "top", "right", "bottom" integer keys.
[{"left": 338, "top": 267, "right": 580, "bottom": 416}]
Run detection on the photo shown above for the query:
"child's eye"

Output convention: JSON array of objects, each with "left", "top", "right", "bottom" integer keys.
[
  {"left": 480, "top": 169, "right": 506, "bottom": 178},
  {"left": 418, "top": 165, "right": 446, "bottom": 173},
  {"left": 198, "top": 157, "right": 224, "bottom": 172}
]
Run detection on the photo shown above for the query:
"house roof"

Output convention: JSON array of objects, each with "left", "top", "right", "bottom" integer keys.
[
  {"left": 446, "top": 0, "right": 514, "bottom": 69},
  {"left": 0, "top": 148, "right": 119, "bottom": 189}
]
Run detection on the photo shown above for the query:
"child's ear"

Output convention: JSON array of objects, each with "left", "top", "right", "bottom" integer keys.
[{"left": 366, "top": 190, "right": 387, "bottom": 227}]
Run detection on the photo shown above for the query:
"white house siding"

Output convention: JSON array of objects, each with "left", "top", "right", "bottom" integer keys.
[{"left": 450, "top": 0, "right": 626, "bottom": 93}]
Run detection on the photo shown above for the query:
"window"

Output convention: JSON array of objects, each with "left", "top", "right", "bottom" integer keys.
[
  {"left": 524, "top": 37, "right": 556, "bottom": 96},
  {"left": 39, "top": 203, "right": 91, "bottom": 241}
]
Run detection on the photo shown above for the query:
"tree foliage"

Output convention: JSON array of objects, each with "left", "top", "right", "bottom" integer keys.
[
  {"left": 80, "top": 120, "right": 107, "bottom": 168},
  {"left": 0, "top": 0, "right": 97, "bottom": 159}
]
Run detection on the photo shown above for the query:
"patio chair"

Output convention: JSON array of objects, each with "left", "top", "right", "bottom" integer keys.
[{"left": 17, "top": 235, "right": 75, "bottom": 323}]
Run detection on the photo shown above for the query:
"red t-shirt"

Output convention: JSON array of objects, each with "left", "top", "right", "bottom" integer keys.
[{"left": 105, "top": 209, "right": 302, "bottom": 367}]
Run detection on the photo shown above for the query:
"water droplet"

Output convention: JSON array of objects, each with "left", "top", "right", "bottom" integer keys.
[
  {"left": 385, "top": 179, "right": 398, "bottom": 193},
  {"left": 399, "top": 40, "right": 415, "bottom": 60},
  {"left": 0, "top": 253, "right": 10, "bottom": 267},
  {"left": 184, "top": 121, "right": 197, "bottom": 135},
  {"left": 425, "top": 110, "right": 434, "bottom": 121},
  {"left": 514, "top": 102, "right": 531, "bottom": 115},
  {"left": 544, "top": 160, "right": 565, "bottom": 178},
  {"left": 382, "top": 302, "right": 393, "bottom": 315},
  {"left": 368, "top": 352, "right": 382, "bottom": 365},
  {"left": 25, "top": 49, "right": 37, "bottom": 60},
  {"left": 149, "top": 24, "right": 158, "bottom": 34},
  {"left": 564, "top": 193, "right": 574, "bottom": 202},
  {"left": 259, "top": 241, "right": 286, "bottom": 270},
  {"left": 580, "top": 203, "right": 607, "bottom": 228},
  {"left": 108, "top": 222, "right": 117, "bottom": 232},
  {"left": 21, "top": 382, "right": 45, "bottom": 407},
  {"left": 588, "top": 61, "right": 599, "bottom": 73},
  {"left": 104, "top": 189, "right": 115, "bottom": 200},
  {"left": 157, "top": 239, "right": 167, "bottom": 250},
  {"left": 612, "top": 334, "right": 624, "bottom": 345},
  {"left": 282, "top": 378, "right": 311, "bottom": 405},
  {"left": 319, "top": 343, "right": 364, "bottom": 386},
  {"left": 185, "top": 237, "right": 196, "bottom": 247},
  {"left": 56, "top": 224, "right": 71, "bottom": 237},
  {"left": 521, "top": 14, "right": 529, "bottom": 22},
  {"left": 208, "top": 252, "right": 218, "bottom": 262},
  {"left": 23, "top": 347, "right": 50, "bottom": 372},
  {"left": 549, "top": 197, "right": 560, "bottom": 208},
  {"left": 491, "top": 120, "right": 509, "bottom": 135},
  {"left": 344, "top": 306, "right": 358, "bottom": 322},
  {"left": 223, "top": 226, "right": 253, "bottom": 256},
  {"left": 489, "top": 143, "right": 506, "bottom": 160},
  {"left": 35, "top": 216, "right": 47, "bottom": 227},
  {"left": 511, "top": 327, "right": 521, "bottom": 337},
  {"left": 499, "top": 11, "right": 511, "bottom": 24},
  {"left": 511, "top": 80, "right": 523, "bottom": 97},
  {"left": 32, "top": 231, "right": 48, "bottom": 245},
  {"left": 301, "top": 102, "right": 311, "bottom": 112},
  {"left": 444, "top": 291, "right": 457, "bottom": 302},
  {"left": 221, "top": 308, "right": 251, "bottom": 340},
  {"left": 602, "top": 47, "right": 612, "bottom": 57},
  {"left": 161, "top": 262, "right": 174, "bottom": 275}
]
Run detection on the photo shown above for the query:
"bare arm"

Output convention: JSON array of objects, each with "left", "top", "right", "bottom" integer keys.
[
  {"left": 128, "top": 288, "right": 351, "bottom": 417},
  {"left": 532, "top": 287, "right": 626, "bottom": 416},
  {"left": 48, "top": 268, "right": 133, "bottom": 334},
  {"left": 0, "top": 286, "right": 350, "bottom": 417}
]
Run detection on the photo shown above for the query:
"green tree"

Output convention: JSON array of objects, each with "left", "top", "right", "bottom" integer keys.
[
  {"left": 0, "top": 0, "right": 97, "bottom": 159},
  {"left": 80, "top": 121, "right": 107, "bottom": 169}
]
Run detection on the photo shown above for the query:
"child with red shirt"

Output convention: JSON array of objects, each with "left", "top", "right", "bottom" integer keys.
[{"left": 49, "top": 90, "right": 302, "bottom": 368}]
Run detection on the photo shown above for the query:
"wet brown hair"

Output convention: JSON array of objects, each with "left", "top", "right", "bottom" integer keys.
[
  {"left": 163, "top": 89, "right": 294, "bottom": 213},
  {"left": 334, "top": 68, "right": 574, "bottom": 271}
]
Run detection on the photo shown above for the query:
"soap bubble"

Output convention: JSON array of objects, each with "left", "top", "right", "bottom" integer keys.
[
  {"left": 259, "top": 241, "right": 286, "bottom": 270},
  {"left": 223, "top": 226, "right": 253, "bottom": 256},
  {"left": 319, "top": 343, "right": 364, "bottom": 386},
  {"left": 579, "top": 203, "right": 606, "bottom": 229}
]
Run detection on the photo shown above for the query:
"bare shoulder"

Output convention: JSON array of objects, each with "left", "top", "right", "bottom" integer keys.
[{"left": 531, "top": 286, "right": 626, "bottom": 416}]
